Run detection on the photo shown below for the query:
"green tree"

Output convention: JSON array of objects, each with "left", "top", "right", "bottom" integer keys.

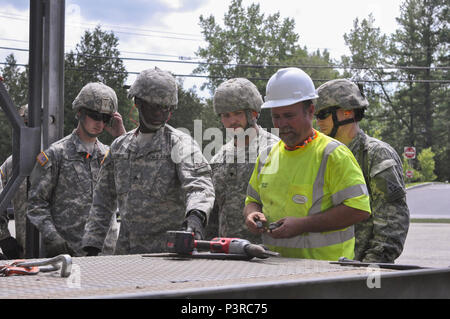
[
  {"left": 64, "top": 25, "right": 134, "bottom": 145},
  {"left": 194, "top": 0, "right": 339, "bottom": 129},
  {"left": 168, "top": 78, "right": 221, "bottom": 156},
  {"left": 391, "top": 0, "right": 448, "bottom": 147},
  {"left": 0, "top": 54, "right": 28, "bottom": 107},
  {"left": 402, "top": 156, "right": 422, "bottom": 182},
  {"left": 417, "top": 147, "right": 437, "bottom": 181},
  {"left": 0, "top": 53, "right": 28, "bottom": 163},
  {"left": 390, "top": 0, "right": 449, "bottom": 180},
  {"left": 342, "top": 14, "right": 399, "bottom": 147},
  {"left": 342, "top": 0, "right": 449, "bottom": 181}
]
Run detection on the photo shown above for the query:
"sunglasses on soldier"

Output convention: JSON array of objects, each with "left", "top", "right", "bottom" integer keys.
[
  {"left": 315, "top": 106, "right": 340, "bottom": 120},
  {"left": 82, "top": 108, "right": 113, "bottom": 124}
]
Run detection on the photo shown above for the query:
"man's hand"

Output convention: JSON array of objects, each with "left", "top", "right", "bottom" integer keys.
[
  {"left": 182, "top": 210, "right": 206, "bottom": 240},
  {"left": 244, "top": 211, "right": 267, "bottom": 234},
  {"left": 104, "top": 112, "right": 126, "bottom": 137},
  {"left": 43, "top": 233, "right": 74, "bottom": 258},
  {"left": 268, "top": 217, "right": 304, "bottom": 238}
]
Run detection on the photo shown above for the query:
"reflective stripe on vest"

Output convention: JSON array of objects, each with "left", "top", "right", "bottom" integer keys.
[
  {"left": 262, "top": 227, "right": 355, "bottom": 249},
  {"left": 247, "top": 183, "right": 261, "bottom": 203},
  {"left": 257, "top": 139, "right": 364, "bottom": 250}
]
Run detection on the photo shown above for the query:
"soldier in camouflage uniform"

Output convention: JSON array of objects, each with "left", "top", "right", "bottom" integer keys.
[
  {"left": 81, "top": 67, "right": 215, "bottom": 256},
  {"left": 0, "top": 105, "right": 28, "bottom": 259},
  {"left": 315, "top": 78, "right": 410, "bottom": 263},
  {"left": 207, "top": 78, "right": 279, "bottom": 243},
  {"left": 0, "top": 156, "right": 27, "bottom": 258},
  {"left": 0, "top": 177, "right": 21, "bottom": 260},
  {"left": 27, "top": 83, "right": 125, "bottom": 257}
]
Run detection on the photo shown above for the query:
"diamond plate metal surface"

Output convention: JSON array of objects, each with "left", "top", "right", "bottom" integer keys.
[{"left": 0, "top": 255, "right": 393, "bottom": 298}]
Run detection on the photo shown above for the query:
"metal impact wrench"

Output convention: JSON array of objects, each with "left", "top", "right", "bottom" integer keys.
[{"left": 166, "top": 231, "right": 279, "bottom": 259}]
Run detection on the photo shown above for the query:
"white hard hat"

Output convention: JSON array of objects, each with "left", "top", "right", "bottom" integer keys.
[{"left": 262, "top": 67, "right": 318, "bottom": 109}]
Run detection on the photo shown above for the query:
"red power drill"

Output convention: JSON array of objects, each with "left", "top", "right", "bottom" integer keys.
[{"left": 166, "top": 231, "right": 279, "bottom": 260}]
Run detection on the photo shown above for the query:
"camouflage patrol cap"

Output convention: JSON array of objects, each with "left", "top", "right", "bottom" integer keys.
[
  {"left": 213, "top": 78, "right": 263, "bottom": 115},
  {"left": 72, "top": 82, "right": 118, "bottom": 114},
  {"left": 128, "top": 67, "right": 178, "bottom": 108},
  {"left": 315, "top": 79, "right": 369, "bottom": 112}
]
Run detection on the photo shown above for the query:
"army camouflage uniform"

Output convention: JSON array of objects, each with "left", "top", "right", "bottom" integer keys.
[
  {"left": 82, "top": 125, "right": 215, "bottom": 254},
  {"left": 316, "top": 79, "right": 410, "bottom": 263},
  {"left": 349, "top": 130, "right": 410, "bottom": 263},
  {"left": 27, "top": 131, "right": 119, "bottom": 256},
  {"left": 208, "top": 127, "right": 279, "bottom": 243},
  {"left": 206, "top": 78, "right": 279, "bottom": 243},
  {"left": 0, "top": 156, "right": 28, "bottom": 254}
]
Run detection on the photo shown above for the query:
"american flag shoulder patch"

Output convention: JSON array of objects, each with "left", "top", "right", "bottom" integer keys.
[{"left": 36, "top": 151, "right": 49, "bottom": 166}]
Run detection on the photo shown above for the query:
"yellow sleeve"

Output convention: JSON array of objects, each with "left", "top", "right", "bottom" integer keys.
[{"left": 326, "top": 145, "right": 371, "bottom": 214}]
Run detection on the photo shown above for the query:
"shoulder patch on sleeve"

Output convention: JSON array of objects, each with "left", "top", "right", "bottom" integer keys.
[
  {"left": 101, "top": 149, "right": 110, "bottom": 165},
  {"left": 370, "top": 159, "right": 396, "bottom": 178},
  {"left": 0, "top": 168, "right": 4, "bottom": 179},
  {"left": 36, "top": 151, "right": 49, "bottom": 167}
]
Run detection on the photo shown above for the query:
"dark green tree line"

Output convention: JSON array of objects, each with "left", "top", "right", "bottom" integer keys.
[
  {"left": 64, "top": 26, "right": 134, "bottom": 146},
  {"left": 341, "top": 0, "right": 449, "bottom": 181}
]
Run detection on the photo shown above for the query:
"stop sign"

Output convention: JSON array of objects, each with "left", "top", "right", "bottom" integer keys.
[
  {"left": 404, "top": 147, "right": 416, "bottom": 159},
  {"left": 406, "top": 170, "right": 414, "bottom": 178}
]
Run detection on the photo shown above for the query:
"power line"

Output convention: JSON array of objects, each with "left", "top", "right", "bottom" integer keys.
[
  {"left": 1, "top": 46, "right": 449, "bottom": 72},
  {"left": 0, "top": 46, "right": 28, "bottom": 52},
  {"left": 0, "top": 38, "right": 28, "bottom": 44},
  {"left": 2, "top": 62, "right": 448, "bottom": 84},
  {"left": 1, "top": 11, "right": 446, "bottom": 55},
  {"left": 98, "top": 29, "right": 202, "bottom": 42},
  {"left": 0, "top": 12, "right": 203, "bottom": 42},
  {"left": 67, "top": 21, "right": 203, "bottom": 39}
]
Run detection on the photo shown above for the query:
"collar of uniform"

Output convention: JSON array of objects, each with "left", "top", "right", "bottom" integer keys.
[
  {"left": 71, "top": 130, "right": 100, "bottom": 158},
  {"left": 348, "top": 129, "right": 367, "bottom": 154},
  {"left": 131, "top": 126, "right": 165, "bottom": 156},
  {"left": 283, "top": 129, "right": 318, "bottom": 152}
]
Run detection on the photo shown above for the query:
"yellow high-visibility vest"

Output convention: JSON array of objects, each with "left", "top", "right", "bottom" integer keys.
[{"left": 246, "top": 132, "right": 371, "bottom": 260}]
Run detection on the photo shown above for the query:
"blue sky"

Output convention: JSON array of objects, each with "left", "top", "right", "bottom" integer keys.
[{"left": 0, "top": 0, "right": 403, "bottom": 98}]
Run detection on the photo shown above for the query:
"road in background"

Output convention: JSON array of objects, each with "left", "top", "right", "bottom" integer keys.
[
  {"left": 406, "top": 183, "right": 450, "bottom": 219},
  {"left": 396, "top": 223, "right": 450, "bottom": 268},
  {"left": 394, "top": 183, "right": 450, "bottom": 267}
]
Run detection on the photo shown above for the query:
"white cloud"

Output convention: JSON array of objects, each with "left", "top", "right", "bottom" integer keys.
[{"left": 159, "top": 0, "right": 183, "bottom": 10}]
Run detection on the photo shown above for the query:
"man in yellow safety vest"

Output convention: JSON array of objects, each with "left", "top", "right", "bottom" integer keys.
[{"left": 243, "top": 68, "right": 371, "bottom": 261}]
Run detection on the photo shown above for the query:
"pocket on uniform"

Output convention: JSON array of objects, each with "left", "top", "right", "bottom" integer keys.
[
  {"left": 60, "top": 161, "right": 90, "bottom": 195},
  {"left": 141, "top": 154, "right": 176, "bottom": 200},
  {"left": 113, "top": 154, "right": 131, "bottom": 195}
]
